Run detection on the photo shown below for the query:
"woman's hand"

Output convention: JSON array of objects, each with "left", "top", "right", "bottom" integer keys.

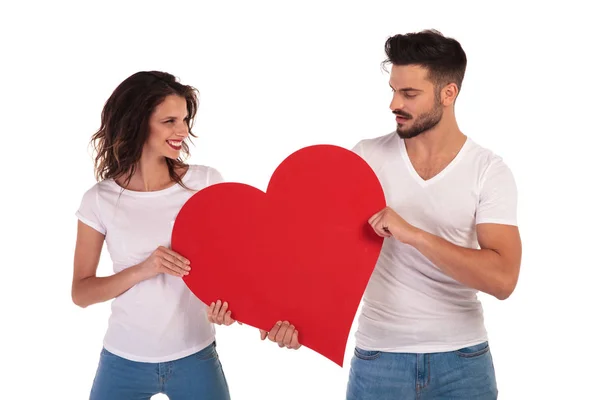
[
  {"left": 207, "top": 300, "right": 239, "bottom": 326},
  {"left": 136, "top": 246, "right": 191, "bottom": 280}
]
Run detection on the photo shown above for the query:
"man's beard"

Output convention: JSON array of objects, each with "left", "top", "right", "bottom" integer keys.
[{"left": 394, "top": 101, "right": 443, "bottom": 139}]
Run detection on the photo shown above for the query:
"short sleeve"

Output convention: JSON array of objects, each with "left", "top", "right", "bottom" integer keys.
[
  {"left": 476, "top": 158, "right": 518, "bottom": 226},
  {"left": 207, "top": 167, "right": 224, "bottom": 186},
  {"left": 75, "top": 185, "right": 107, "bottom": 235}
]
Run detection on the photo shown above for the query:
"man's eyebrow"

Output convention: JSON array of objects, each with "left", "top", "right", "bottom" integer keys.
[{"left": 389, "top": 83, "right": 423, "bottom": 92}]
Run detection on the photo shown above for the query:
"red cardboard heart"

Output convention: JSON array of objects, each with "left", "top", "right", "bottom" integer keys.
[{"left": 171, "top": 145, "right": 385, "bottom": 366}]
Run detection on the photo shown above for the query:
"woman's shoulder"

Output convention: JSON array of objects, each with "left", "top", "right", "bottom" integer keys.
[
  {"left": 79, "top": 178, "right": 114, "bottom": 199},
  {"left": 185, "top": 164, "right": 225, "bottom": 187}
]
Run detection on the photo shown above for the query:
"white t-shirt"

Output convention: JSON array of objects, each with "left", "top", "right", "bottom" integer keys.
[
  {"left": 76, "top": 165, "right": 223, "bottom": 362},
  {"left": 352, "top": 132, "right": 518, "bottom": 353}
]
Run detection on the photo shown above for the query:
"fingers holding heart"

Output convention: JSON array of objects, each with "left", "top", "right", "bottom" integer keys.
[
  {"left": 267, "top": 321, "right": 283, "bottom": 342},
  {"left": 282, "top": 324, "right": 300, "bottom": 349},
  {"left": 274, "top": 321, "right": 291, "bottom": 347},
  {"left": 208, "top": 300, "right": 235, "bottom": 325},
  {"left": 259, "top": 329, "right": 268, "bottom": 340},
  {"left": 369, "top": 207, "right": 395, "bottom": 238},
  {"left": 265, "top": 321, "right": 301, "bottom": 349}
]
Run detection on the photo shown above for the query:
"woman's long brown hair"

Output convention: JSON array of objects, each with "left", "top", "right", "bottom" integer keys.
[{"left": 91, "top": 71, "right": 199, "bottom": 189}]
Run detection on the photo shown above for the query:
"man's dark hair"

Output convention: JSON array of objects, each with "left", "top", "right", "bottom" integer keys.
[{"left": 382, "top": 29, "right": 467, "bottom": 93}]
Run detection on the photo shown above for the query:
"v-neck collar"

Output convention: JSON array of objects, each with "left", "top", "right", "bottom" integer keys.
[{"left": 397, "top": 134, "right": 471, "bottom": 187}]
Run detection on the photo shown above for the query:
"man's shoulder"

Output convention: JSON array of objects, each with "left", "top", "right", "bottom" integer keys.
[
  {"left": 464, "top": 138, "right": 516, "bottom": 191},
  {"left": 465, "top": 137, "right": 509, "bottom": 171},
  {"left": 352, "top": 132, "right": 398, "bottom": 158}
]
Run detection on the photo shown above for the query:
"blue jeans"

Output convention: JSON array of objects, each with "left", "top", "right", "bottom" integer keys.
[
  {"left": 346, "top": 341, "right": 498, "bottom": 400},
  {"left": 90, "top": 341, "right": 230, "bottom": 400}
]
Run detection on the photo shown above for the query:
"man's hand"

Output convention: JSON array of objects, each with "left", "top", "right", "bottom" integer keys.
[
  {"left": 368, "top": 206, "right": 421, "bottom": 244},
  {"left": 260, "top": 321, "right": 301, "bottom": 349}
]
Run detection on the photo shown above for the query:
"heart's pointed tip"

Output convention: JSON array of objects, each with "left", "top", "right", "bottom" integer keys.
[{"left": 330, "top": 353, "right": 345, "bottom": 368}]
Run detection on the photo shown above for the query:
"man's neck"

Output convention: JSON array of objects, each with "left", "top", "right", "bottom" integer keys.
[{"left": 404, "top": 115, "right": 466, "bottom": 160}]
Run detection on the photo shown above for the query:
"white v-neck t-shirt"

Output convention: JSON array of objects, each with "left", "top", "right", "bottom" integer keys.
[
  {"left": 76, "top": 165, "right": 223, "bottom": 362},
  {"left": 352, "top": 132, "right": 518, "bottom": 353}
]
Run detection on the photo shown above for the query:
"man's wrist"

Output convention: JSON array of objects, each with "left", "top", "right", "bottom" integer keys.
[{"left": 402, "top": 226, "right": 426, "bottom": 248}]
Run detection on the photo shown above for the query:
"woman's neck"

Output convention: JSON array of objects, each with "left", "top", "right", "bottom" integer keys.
[{"left": 118, "top": 154, "right": 174, "bottom": 192}]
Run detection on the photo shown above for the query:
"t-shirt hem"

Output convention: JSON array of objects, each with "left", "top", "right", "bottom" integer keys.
[
  {"left": 355, "top": 337, "right": 489, "bottom": 354},
  {"left": 476, "top": 218, "right": 518, "bottom": 226},
  {"left": 102, "top": 336, "right": 216, "bottom": 363},
  {"left": 75, "top": 212, "right": 106, "bottom": 235}
]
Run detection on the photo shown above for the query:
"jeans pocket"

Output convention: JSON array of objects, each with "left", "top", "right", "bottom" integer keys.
[
  {"left": 195, "top": 342, "right": 218, "bottom": 361},
  {"left": 354, "top": 347, "right": 382, "bottom": 361},
  {"left": 455, "top": 341, "right": 490, "bottom": 358}
]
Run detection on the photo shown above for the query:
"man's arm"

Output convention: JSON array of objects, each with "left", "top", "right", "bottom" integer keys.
[
  {"left": 369, "top": 208, "right": 522, "bottom": 300},
  {"left": 409, "top": 223, "right": 522, "bottom": 300}
]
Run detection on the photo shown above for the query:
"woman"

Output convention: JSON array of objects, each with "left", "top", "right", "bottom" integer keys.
[{"left": 72, "top": 71, "right": 242, "bottom": 400}]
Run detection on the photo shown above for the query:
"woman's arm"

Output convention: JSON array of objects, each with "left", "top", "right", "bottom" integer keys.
[{"left": 71, "top": 221, "right": 191, "bottom": 308}]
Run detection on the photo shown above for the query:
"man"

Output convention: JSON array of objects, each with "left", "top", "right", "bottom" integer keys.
[{"left": 346, "top": 30, "right": 522, "bottom": 399}]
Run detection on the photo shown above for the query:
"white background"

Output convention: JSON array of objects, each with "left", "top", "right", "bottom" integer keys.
[{"left": 1, "top": 1, "right": 599, "bottom": 399}]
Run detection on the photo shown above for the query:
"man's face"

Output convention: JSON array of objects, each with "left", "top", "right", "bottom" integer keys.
[{"left": 389, "top": 64, "right": 443, "bottom": 139}]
